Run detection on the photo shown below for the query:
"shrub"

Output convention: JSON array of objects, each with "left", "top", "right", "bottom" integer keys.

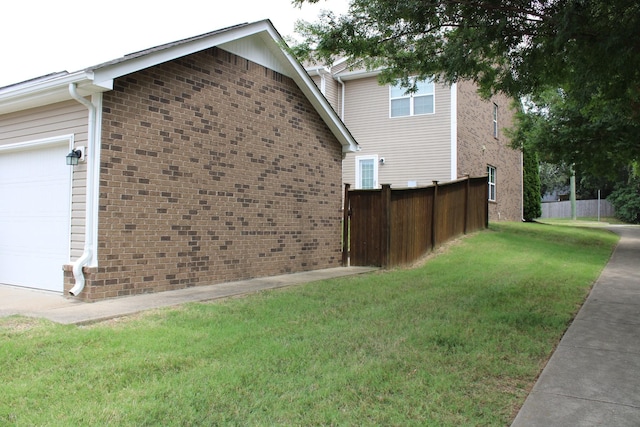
[
  {"left": 523, "top": 148, "right": 542, "bottom": 221},
  {"left": 608, "top": 180, "right": 640, "bottom": 224}
]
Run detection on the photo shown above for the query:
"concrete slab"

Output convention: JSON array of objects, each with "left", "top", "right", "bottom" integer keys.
[
  {"left": 531, "top": 345, "right": 640, "bottom": 407},
  {"left": 0, "top": 286, "right": 84, "bottom": 317},
  {"left": 575, "top": 299, "right": 640, "bottom": 325},
  {"left": 512, "top": 391, "right": 640, "bottom": 427},
  {"left": 0, "top": 266, "right": 378, "bottom": 325},
  {"left": 560, "top": 317, "right": 640, "bottom": 353}
]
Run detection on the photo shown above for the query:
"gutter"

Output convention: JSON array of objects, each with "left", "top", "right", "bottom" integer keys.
[{"left": 68, "top": 83, "right": 97, "bottom": 296}]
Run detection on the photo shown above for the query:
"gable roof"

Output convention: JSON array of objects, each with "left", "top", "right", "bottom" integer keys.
[{"left": 0, "top": 20, "right": 358, "bottom": 153}]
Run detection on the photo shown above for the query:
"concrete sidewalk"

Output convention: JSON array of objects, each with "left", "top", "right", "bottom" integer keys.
[
  {"left": 0, "top": 266, "right": 377, "bottom": 325},
  {"left": 512, "top": 225, "right": 640, "bottom": 426}
]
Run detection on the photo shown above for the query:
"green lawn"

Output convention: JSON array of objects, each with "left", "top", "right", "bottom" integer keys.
[
  {"left": 537, "top": 217, "right": 628, "bottom": 226},
  {"left": 0, "top": 222, "right": 618, "bottom": 426}
]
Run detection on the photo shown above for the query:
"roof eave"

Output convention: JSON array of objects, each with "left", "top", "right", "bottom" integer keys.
[
  {"left": 334, "top": 68, "right": 382, "bottom": 81},
  {"left": 0, "top": 20, "right": 359, "bottom": 152},
  {"left": 267, "top": 31, "right": 358, "bottom": 153},
  {"left": 0, "top": 71, "right": 111, "bottom": 115}
]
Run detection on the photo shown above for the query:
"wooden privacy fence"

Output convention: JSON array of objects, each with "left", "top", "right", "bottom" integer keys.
[{"left": 342, "top": 176, "right": 488, "bottom": 268}]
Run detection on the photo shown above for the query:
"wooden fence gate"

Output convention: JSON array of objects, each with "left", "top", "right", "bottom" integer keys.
[{"left": 343, "top": 177, "right": 488, "bottom": 268}]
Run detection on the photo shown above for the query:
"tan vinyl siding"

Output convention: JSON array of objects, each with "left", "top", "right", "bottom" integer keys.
[
  {"left": 310, "top": 74, "right": 341, "bottom": 115},
  {"left": 0, "top": 101, "right": 87, "bottom": 145},
  {"left": 0, "top": 100, "right": 88, "bottom": 258},
  {"left": 311, "top": 75, "right": 322, "bottom": 89},
  {"left": 323, "top": 77, "right": 340, "bottom": 115},
  {"left": 342, "top": 76, "right": 452, "bottom": 189}
]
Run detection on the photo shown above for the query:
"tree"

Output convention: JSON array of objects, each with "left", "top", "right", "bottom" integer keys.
[
  {"left": 522, "top": 147, "right": 542, "bottom": 221},
  {"left": 515, "top": 88, "right": 640, "bottom": 178},
  {"left": 510, "top": 103, "right": 541, "bottom": 219},
  {"left": 292, "top": 0, "right": 640, "bottom": 173},
  {"left": 538, "top": 162, "right": 570, "bottom": 199}
]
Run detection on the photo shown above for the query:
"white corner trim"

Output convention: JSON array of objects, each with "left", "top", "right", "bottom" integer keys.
[
  {"left": 88, "top": 92, "right": 103, "bottom": 267},
  {"left": 450, "top": 83, "right": 458, "bottom": 180}
]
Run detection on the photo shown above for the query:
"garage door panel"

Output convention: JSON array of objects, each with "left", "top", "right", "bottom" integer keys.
[{"left": 0, "top": 142, "right": 71, "bottom": 292}]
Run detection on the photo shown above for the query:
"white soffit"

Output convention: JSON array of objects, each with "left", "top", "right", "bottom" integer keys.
[{"left": 219, "top": 33, "right": 291, "bottom": 77}]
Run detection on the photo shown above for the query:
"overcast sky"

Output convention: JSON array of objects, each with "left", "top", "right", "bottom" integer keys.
[{"left": 0, "top": 0, "right": 349, "bottom": 87}]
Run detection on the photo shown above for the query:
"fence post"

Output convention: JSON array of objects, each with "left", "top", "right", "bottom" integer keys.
[
  {"left": 342, "top": 183, "right": 350, "bottom": 267},
  {"left": 432, "top": 180, "right": 439, "bottom": 248},
  {"left": 381, "top": 184, "right": 392, "bottom": 269}
]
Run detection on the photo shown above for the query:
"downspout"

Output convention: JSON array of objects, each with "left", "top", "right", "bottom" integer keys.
[
  {"left": 336, "top": 76, "right": 345, "bottom": 121},
  {"left": 68, "top": 83, "right": 96, "bottom": 296}
]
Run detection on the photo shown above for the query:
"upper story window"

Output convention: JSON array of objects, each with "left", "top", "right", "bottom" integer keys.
[
  {"left": 390, "top": 78, "right": 435, "bottom": 118},
  {"left": 492, "top": 103, "right": 499, "bottom": 138}
]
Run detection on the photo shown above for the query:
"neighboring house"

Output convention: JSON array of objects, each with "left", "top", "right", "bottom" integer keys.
[
  {"left": 0, "top": 20, "right": 358, "bottom": 301},
  {"left": 307, "top": 61, "right": 523, "bottom": 221}
]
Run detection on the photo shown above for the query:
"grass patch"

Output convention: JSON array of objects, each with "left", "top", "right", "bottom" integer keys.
[
  {"left": 0, "top": 223, "right": 618, "bottom": 425},
  {"left": 538, "top": 217, "right": 628, "bottom": 226}
]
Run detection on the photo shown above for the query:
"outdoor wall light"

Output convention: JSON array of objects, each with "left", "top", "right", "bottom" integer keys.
[{"left": 66, "top": 147, "right": 84, "bottom": 166}]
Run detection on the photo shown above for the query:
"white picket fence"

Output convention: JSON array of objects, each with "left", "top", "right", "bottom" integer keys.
[{"left": 540, "top": 199, "right": 615, "bottom": 219}]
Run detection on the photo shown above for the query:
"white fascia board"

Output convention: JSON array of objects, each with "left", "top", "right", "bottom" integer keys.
[
  {"left": 0, "top": 71, "right": 103, "bottom": 115},
  {"left": 305, "top": 65, "right": 331, "bottom": 77},
  {"left": 233, "top": 24, "right": 359, "bottom": 153},
  {"left": 90, "top": 21, "right": 275, "bottom": 87},
  {"left": 272, "top": 36, "right": 359, "bottom": 153},
  {"left": 335, "top": 68, "right": 382, "bottom": 81}
]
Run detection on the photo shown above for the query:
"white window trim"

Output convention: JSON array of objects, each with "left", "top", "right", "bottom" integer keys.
[
  {"left": 389, "top": 77, "right": 435, "bottom": 118},
  {"left": 355, "top": 155, "right": 379, "bottom": 189},
  {"left": 487, "top": 165, "right": 496, "bottom": 202}
]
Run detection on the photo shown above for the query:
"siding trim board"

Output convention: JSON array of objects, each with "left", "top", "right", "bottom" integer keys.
[
  {"left": 0, "top": 133, "right": 75, "bottom": 153},
  {"left": 450, "top": 82, "right": 457, "bottom": 181}
]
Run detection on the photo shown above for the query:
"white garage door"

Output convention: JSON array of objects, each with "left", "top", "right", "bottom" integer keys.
[{"left": 0, "top": 141, "right": 71, "bottom": 292}]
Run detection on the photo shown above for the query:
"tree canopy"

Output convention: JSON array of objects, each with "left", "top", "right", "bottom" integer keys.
[{"left": 292, "top": 0, "right": 640, "bottom": 173}]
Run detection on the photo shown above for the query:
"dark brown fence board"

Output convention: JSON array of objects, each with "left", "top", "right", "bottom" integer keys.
[
  {"left": 346, "top": 176, "right": 488, "bottom": 268},
  {"left": 435, "top": 181, "right": 466, "bottom": 245},
  {"left": 348, "top": 190, "right": 384, "bottom": 267},
  {"left": 467, "top": 178, "right": 489, "bottom": 230},
  {"left": 389, "top": 187, "right": 434, "bottom": 266}
]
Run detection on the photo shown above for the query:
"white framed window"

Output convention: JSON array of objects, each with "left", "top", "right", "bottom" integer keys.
[
  {"left": 492, "top": 103, "right": 499, "bottom": 138},
  {"left": 355, "top": 155, "right": 378, "bottom": 189},
  {"left": 390, "top": 78, "right": 435, "bottom": 117},
  {"left": 487, "top": 165, "right": 496, "bottom": 202}
]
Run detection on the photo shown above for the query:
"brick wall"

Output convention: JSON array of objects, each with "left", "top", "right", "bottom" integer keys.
[
  {"left": 456, "top": 80, "right": 523, "bottom": 221},
  {"left": 65, "top": 47, "right": 344, "bottom": 301}
]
